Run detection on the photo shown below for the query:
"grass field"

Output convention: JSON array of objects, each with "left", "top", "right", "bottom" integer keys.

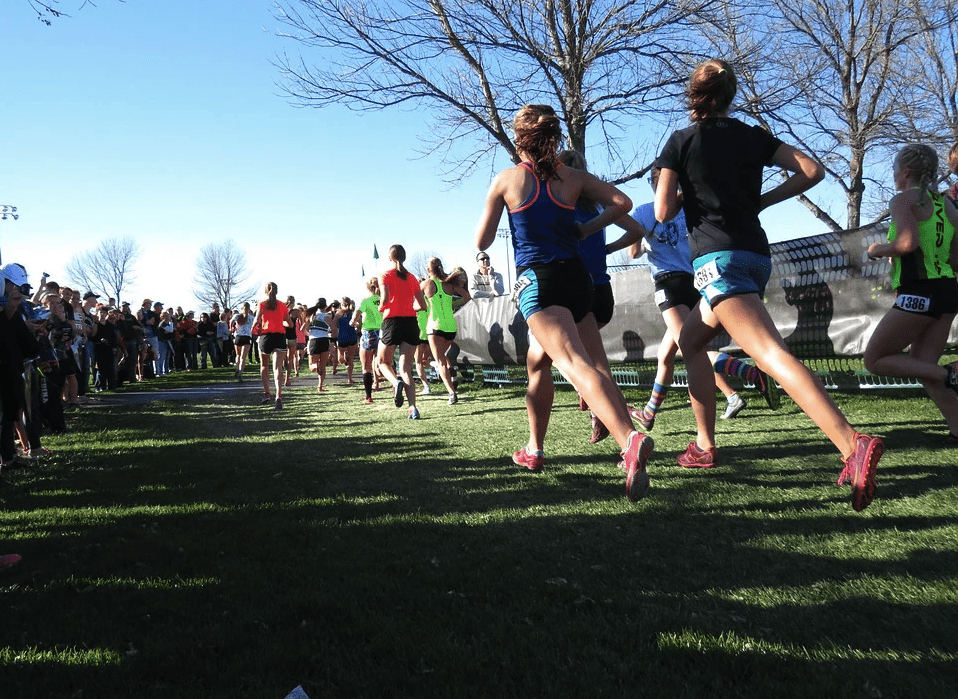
[{"left": 2, "top": 368, "right": 957, "bottom": 698}]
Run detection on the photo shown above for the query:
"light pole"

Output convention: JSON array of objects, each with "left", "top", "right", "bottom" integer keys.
[
  {"left": 0, "top": 205, "right": 19, "bottom": 266},
  {"left": 496, "top": 227, "right": 512, "bottom": 290}
]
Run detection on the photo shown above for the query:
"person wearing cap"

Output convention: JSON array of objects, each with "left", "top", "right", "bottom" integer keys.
[
  {"left": 470, "top": 252, "right": 505, "bottom": 298},
  {"left": 0, "top": 264, "right": 42, "bottom": 469}
]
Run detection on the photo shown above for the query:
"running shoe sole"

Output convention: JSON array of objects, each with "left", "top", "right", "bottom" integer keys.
[
  {"left": 622, "top": 433, "right": 653, "bottom": 502},
  {"left": 394, "top": 381, "right": 405, "bottom": 408},
  {"left": 837, "top": 433, "right": 883, "bottom": 512},
  {"left": 589, "top": 417, "right": 610, "bottom": 444}
]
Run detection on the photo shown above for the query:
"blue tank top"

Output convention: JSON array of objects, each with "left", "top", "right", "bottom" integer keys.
[
  {"left": 507, "top": 162, "right": 579, "bottom": 269},
  {"left": 574, "top": 204, "right": 610, "bottom": 285},
  {"left": 337, "top": 310, "right": 357, "bottom": 343}
]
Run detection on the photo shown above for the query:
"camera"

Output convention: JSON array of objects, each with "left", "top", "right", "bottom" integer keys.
[{"left": 29, "top": 306, "right": 51, "bottom": 321}]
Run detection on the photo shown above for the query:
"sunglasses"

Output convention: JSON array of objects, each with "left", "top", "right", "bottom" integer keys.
[{"left": 478, "top": 257, "right": 490, "bottom": 262}]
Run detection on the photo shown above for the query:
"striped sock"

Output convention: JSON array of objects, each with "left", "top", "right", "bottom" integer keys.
[
  {"left": 644, "top": 382, "right": 668, "bottom": 418},
  {"left": 714, "top": 353, "right": 758, "bottom": 384}
]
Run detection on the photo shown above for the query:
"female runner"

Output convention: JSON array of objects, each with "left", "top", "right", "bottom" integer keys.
[
  {"left": 252, "top": 283, "right": 291, "bottom": 409},
  {"left": 353, "top": 277, "right": 384, "bottom": 404},
  {"left": 335, "top": 297, "right": 359, "bottom": 386},
  {"left": 304, "top": 298, "right": 333, "bottom": 393},
  {"left": 474, "top": 104, "right": 652, "bottom": 501},
  {"left": 231, "top": 304, "right": 254, "bottom": 382},
  {"left": 422, "top": 257, "right": 471, "bottom": 405},
  {"left": 378, "top": 244, "right": 428, "bottom": 419},
  {"left": 657, "top": 59, "right": 882, "bottom": 511},
  {"left": 864, "top": 144, "right": 958, "bottom": 443}
]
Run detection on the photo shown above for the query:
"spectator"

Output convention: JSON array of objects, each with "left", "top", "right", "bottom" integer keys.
[
  {"left": 197, "top": 312, "right": 217, "bottom": 369},
  {"left": 137, "top": 298, "right": 159, "bottom": 378},
  {"left": 92, "top": 304, "right": 118, "bottom": 391},
  {"left": 470, "top": 252, "right": 505, "bottom": 298},
  {"left": 179, "top": 311, "right": 199, "bottom": 370},
  {"left": 0, "top": 264, "right": 42, "bottom": 470}
]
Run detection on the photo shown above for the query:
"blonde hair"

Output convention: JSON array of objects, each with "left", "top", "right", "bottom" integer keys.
[{"left": 895, "top": 144, "right": 938, "bottom": 199}]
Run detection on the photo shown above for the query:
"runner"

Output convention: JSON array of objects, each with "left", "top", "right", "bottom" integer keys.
[
  {"left": 251, "top": 283, "right": 291, "bottom": 410},
  {"left": 657, "top": 59, "right": 882, "bottom": 510}
]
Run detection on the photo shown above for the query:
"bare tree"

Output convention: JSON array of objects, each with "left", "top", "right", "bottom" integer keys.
[
  {"left": 406, "top": 249, "right": 443, "bottom": 280},
  {"left": 908, "top": 5, "right": 958, "bottom": 169},
  {"left": 65, "top": 237, "right": 139, "bottom": 302},
  {"left": 27, "top": 0, "right": 120, "bottom": 25},
  {"left": 192, "top": 240, "right": 258, "bottom": 311},
  {"left": 273, "top": 0, "right": 726, "bottom": 185},
  {"left": 731, "top": 0, "right": 951, "bottom": 230}
]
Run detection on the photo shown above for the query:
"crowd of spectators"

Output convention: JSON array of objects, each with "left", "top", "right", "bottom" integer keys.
[{"left": 0, "top": 262, "right": 257, "bottom": 470}]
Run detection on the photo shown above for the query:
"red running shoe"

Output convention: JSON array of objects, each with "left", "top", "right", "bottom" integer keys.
[
  {"left": 676, "top": 442, "right": 718, "bottom": 469},
  {"left": 621, "top": 431, "right": 653, "bottom": 502},
  {"left": 512, "top": 447, "right": 544, "bottom": 473},
  {"left": 837, "top": 432, "right": 883, "bottom": 512},
  {"left": 589, "top": 415, "right": 610, "bottom": 444}
]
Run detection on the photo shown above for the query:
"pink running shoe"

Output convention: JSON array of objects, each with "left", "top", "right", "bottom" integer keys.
[
  {"left": 676, "top": 442, "right": 718, "bottom": 469},
  {"left": 589, "top": 415, "right": 610, "bottom": 444},
  {"left": 512, "top": 447, "right": 544, "bottom": 473},
  {"left": 837, "top": 432, "right": 883, "bottom": 512},
  {"left": 621, "top": 431, "right": 653, "bottom": 502}
]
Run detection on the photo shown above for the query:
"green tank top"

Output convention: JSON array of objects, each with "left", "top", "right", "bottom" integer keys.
[
  {"left": 888, "top": 190, "right": 955, "bottom": 288},
  {"left": 426, "top": 277, "right": 458, "bottom": 333},
  {"left": 358, "top": 295, "right": 382, "bottom": 331}
]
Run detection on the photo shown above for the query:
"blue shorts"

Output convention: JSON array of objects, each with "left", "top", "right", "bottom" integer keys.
[
  {"left": 692, "top": 250, "right": 772, "bottom": 308},
  {"left": 361, "top": 329, "right": 380, "bottom": 352}
]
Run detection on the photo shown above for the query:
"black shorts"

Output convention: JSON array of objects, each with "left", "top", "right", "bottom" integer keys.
[
  {"left": 515, "top": 257, "right": 593, "bottom": 323},
  {"left": 591, "top": 282, "right": 615, "bottom": 325},
  {"left": 258, "top": 332, "right": 288, "bottom": 355},
  {"left": 234, "top": 335, "right": 252, "bottom": 347},
  {"left": 284, "top": 326, "right": 296, "bottom": 341},
  {"left": 381, "top": 317, "right": 422, "bottom": 346},
  {"left": 308, "top": 337, "right": 330, "bottom": 355},
  {"left": 428, "top": 329, "right": 457, "bottom": 341},
  {"left": 337, "top": 339, "right": 358, "bottom": 349},
  {"left": 654, "top": 272, "right": 701, "bottom": 312},
  {"left": 892, "top": 277, "right": 958, "bottom": 318},
  {"left": 60, "top": 352, "right": 80, "bottom": 377}
]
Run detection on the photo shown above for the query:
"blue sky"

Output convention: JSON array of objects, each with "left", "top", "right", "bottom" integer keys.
[{"left": 2, "top": 0, "right": 828, "bottom": 310}]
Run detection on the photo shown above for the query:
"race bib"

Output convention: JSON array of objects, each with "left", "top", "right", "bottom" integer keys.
[
  {"left": 511, "top": 275, "right": 532, "bottom": 307},
  {"left": 654, "top": 289, "right": 667, "bottom": 306},
  {"left": 894, "top": 293, "right": 931, "bottom": 314},
  {"left": 693, "top": 261, "right": 720, "bottom": 291}
]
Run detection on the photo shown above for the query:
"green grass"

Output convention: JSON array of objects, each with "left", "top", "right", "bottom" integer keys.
[{"left": 2, "top": 369, "right": 957, "bottom": 698}]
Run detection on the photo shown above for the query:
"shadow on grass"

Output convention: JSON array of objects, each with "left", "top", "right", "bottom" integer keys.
[{"left": 2, "top": 388, "right": 957, "bottom": 698}]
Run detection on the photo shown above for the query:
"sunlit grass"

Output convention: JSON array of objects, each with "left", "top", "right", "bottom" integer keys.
[{"left": 1, "top": 370, "right": 956, "bottom": 698}]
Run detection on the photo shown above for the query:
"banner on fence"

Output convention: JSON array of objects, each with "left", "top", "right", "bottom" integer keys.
[{"left": 449, "top": 222, "right": 957, "bottom": 367}]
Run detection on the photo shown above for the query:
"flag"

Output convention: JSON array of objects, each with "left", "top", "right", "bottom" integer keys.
[
  {"left": 361, "top": 265, "right": 365, "bottom": 277},
  {"left": 373, "top": 244, "right": 379, "bottom": 260}
]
